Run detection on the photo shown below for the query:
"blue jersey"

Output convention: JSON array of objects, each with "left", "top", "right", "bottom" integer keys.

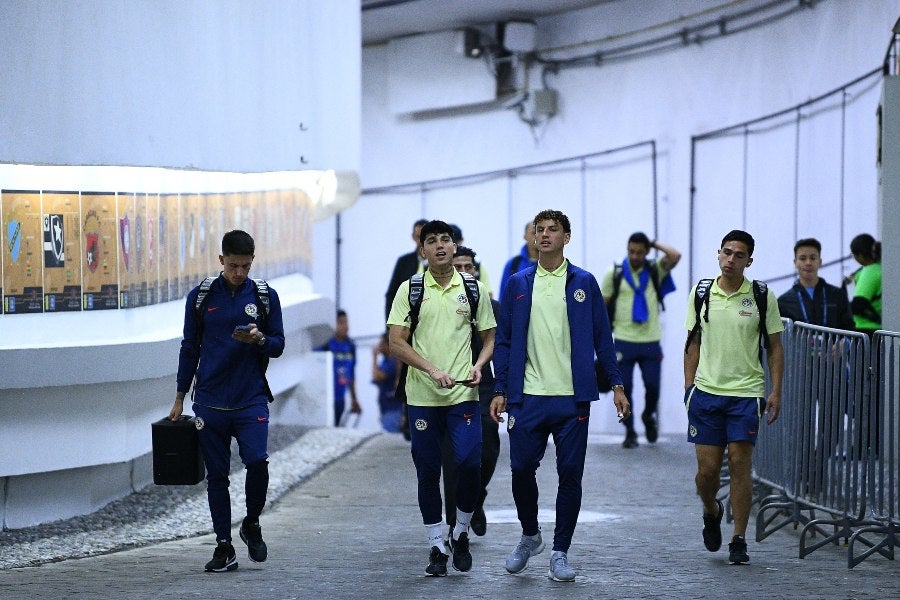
[
  {"left": 375, "top": 355, "right": 400, "bottom": 414},
  {"left": 321, "top": 337, "right": 356, "bottom": 402}
]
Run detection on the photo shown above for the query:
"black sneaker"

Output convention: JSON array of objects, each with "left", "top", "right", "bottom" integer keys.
[
  {"left": 642, "top": 413, "right": 658, "bottom": 443},
  {"left": 702, "top": 499, "right": 724, "bottom": 552},
  {"left": 622, "top": 431, "right": 639, "bottom": 449},
  {"left": 471, "top": 506, "right": 487, "bottom": 537},
  {"left": 239, "top": 518, "right": 268, "bottom": 563},
  {"left": 425, "top": 545, "right": 449, "bottom": 576},
  {"left": 449, "top": 531, "right": 472, "bottom": 572},
  {"left": 205, "top": 541, "right": 238, "bottom": 572},
  {"left": 728, "top": 535, "right": 749, "bottom": 564}
]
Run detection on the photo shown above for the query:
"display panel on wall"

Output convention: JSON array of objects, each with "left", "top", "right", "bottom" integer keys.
[
  {"left": 0, "top": 187, "right": 313, "bottom": 316},
  {"left": 42, "top": 191, "right": 82, "bottom": 312},
  {"left": 82, "top": 192, "right": 119, "bottom": 311},
  {"left": 2, "top": 190, "right": 43, "bottom": 313}
]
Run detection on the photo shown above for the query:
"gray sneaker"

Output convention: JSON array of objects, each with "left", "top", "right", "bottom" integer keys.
[
  {"left": 548, "top": 550, "right": 576, "bottom": 581},
  {"left": 505, "top": 532, "right": 545, "bottom": 574}
]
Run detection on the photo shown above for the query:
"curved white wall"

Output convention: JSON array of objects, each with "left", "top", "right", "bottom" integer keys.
[
  {"left": 0, "top": 275, "right": 335, "bottom": 528},
  {"left": 0, "top": 0, "right": 361, "bottom": 528}
]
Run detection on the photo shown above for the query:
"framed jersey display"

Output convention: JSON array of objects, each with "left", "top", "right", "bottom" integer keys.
[
  {"left": 42, "top": 191, "right": 82, "bottom": 312},
  {"left": 82, "top": 192, "right": 119, "bottom": 311},
  {"left": 2, "top": 190, "right": 44, "bottom": 314}
]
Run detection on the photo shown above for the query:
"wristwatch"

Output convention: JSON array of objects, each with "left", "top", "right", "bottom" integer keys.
[
  {"left": 611, "top": 384, "right": 625, "bottom": 392},
  {"left": 256, "top": 334, "right": 266, "bottom": 346}
]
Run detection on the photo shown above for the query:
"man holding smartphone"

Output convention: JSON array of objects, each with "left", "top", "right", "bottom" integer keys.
[
  {"left": 388, "top": 220, "right": 496, "bottom": 577},
  {"left": 169, "top": 229, "right": 285, "bottom": 573}
]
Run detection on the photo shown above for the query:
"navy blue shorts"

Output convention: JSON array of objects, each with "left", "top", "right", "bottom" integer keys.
[{"left": 684, "top": 385, "right": 762, "bottom": 446}]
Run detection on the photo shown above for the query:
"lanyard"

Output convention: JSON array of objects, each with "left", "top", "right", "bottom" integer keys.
[{"left": 796, "top": 287, "right": 827, "bottom": 325}]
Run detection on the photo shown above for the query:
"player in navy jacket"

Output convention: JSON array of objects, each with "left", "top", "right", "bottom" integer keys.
[
  {"left": 170, "top": 229, "right": 285, "bottom": 573},
  {"left": 491, "top": 210, "right": 629, "bottom": 581}
]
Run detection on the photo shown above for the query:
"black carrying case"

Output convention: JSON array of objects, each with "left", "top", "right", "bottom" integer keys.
[{"left": 151, "top": 416, "right": 205, "bottom": 485}]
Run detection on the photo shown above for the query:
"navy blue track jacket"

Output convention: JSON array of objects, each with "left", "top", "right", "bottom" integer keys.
[{"left": 177, "top": 274, "right": 285, "bottom": 409}]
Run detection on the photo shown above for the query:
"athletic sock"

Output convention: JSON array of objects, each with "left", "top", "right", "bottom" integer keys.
[
  {"left": 426, "top": 522, "right": 447, "bottom": 554},
  {"left": 452, "top": 509, "right": 473, "bottom": 541}
]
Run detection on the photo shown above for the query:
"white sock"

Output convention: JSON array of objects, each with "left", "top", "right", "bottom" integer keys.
[
  {"left": 453, "top": 509, "right": 473, "bottom": 541},
  {"left": 426, "top": 522, "right": 447, "bottom": 554}
]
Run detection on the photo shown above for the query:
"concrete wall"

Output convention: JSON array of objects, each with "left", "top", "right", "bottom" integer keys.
[
  {"left": 879, "top": 76, "right": 900, "bottom": 332},
  {"left": 0, "top": 0, "right": 360, "bottom": 173},
  {"left": 343, "top": 1, "right": 899, "bottom": 438}
]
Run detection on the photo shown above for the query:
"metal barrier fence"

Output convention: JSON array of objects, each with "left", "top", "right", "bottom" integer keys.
[
  {"left": 752, "top": 321, "right": 899, "bottom": 568},
  {"left": 848, "top": 331, "right": 900, "bottom": 565}
]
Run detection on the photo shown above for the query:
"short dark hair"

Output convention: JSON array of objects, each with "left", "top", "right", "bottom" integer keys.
[
  {"left": 628, "top": 232, "right": 651, "bottom": 250},
  {"left": 793, "top": 238, "right": 821, "bottom": 255},
  {"left": 449, "top": 224, "right": 463, "bottom": 243},
  {"left": 336, "top": 309, "right": 347, "bottom": 319},
  {"left": 413, "top": 219, "right": 428, "bottom": 228},
  {"left": 454, "top": 246, "right": 476, "bottom": 260},
  {"left": 222, "top": 230, "right": 255, "bottom": 256},
  {"left": 721, "top": 229, "right": 755, "bottom": 256},
  {"left": 850, "top": 233, "right": 880, "bottom": 261},
  {"left": 419, "top": 220, "right": 455, "bottom": 244},
  {"left": 533, "top": 209, "right": 571, "bottom": 234}
]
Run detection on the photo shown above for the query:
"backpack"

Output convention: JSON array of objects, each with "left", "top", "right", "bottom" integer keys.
[
  {"left": 606, "top": 260, "right": 666, "bottom": 329},
  {"left": 194, "top": 275, "right": 275, "bottom": 402},
  {"left": 684, "top": 278, "right": 770, "bottom": 362},
  {"left": 395, "top": 272, "right": 480, "bottom": 402}
]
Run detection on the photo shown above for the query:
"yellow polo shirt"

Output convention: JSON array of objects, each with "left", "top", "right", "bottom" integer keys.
[
  {"left": 524, "top": 260, "right": 574, "bottom": 396},
  {"left": 387, "top": 270, "right": 496, "bottom": 407},
  {"left": 685, "top": 277, "right": 784, "bottom": 397},
  {"left": 601, "top": 261, "right": 669, "bottom": 343}
]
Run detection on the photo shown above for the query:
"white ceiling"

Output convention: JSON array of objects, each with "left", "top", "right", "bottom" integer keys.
[{"left": 361, "top": 0, "right": 615, "bottom": 45}]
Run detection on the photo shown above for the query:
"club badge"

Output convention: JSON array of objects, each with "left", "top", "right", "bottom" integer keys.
[
  {"left": 245, "top": 303, "right": 259, "bottom": 318},
  {"left": 689, "top": 424, "right": 698, "bottom": 438},
  {"left": 507, "top": 415, "right": 516, "bottom": 431},
  {"left": 457, "top": 293, "right": 468, "bottom": 304},
  {"left": 573, "top": 289, "right": 586, "bottom": 302},
  {"left": 415, "top": 419, "right": 428, "bottom": 431},
  {"left": 7, "top": 220, "right": 22, "bottom": 263},
  {"left": 119, "top": 215, "right": 130, "bottom": 271},
  {"left": 43, "top": 214, "right": 65, "bottom": 268},
  {"left": 84, "top": 210, "right": 101, "bottom": 273},
  {"left": 195, "top": 417, "right": 205, "bottom": 431}
]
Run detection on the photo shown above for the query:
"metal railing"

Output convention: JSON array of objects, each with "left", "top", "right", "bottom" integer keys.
[
  {"left": 847, "top": 331, "right": 900, "bottom": 566},
  {"left": 752, "top": 321, "right": 899, "bottom": 568}
]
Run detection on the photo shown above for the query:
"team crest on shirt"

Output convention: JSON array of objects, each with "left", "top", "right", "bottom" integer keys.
[
  {"left": 195, "top": 417, "right": 205, "bottom": 431},
  {"left": 457, "top": 293, "right": 468, "bottom": 304},
  {"left": 415, "top": 419, "right": 428, "bottom": 431},
  {"left": 245, "top": 303, "right": 259, "bottom": 318},
  {"left": 689, "top": 424, "right": 697, "bottom": 438},
  {"left": 507, "top": 415, "right": 516, "bottom": 430},
  {"left": 573, "top": 289, "right": 586, "bottom": 302},
  {"left": 742, "top": 298, "right": 753, "bottom": 308}
]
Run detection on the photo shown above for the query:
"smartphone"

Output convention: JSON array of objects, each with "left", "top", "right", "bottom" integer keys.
[
  {"left": 234, "top": 324, "right": 254, "bottom": 333},
  {"left": 455, "top": 378, "right": 475, "bottom": 384}
]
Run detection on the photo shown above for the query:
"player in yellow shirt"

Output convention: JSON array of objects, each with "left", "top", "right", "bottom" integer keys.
[
  {"left": 388, "top": 220, "right": 496, "bottom": 577},
  {"left": 601, "top": 232, "right": 680, "bottom": 448},
  {"left": 684, "top": 230, "right": 784, "bottom": 565}
]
